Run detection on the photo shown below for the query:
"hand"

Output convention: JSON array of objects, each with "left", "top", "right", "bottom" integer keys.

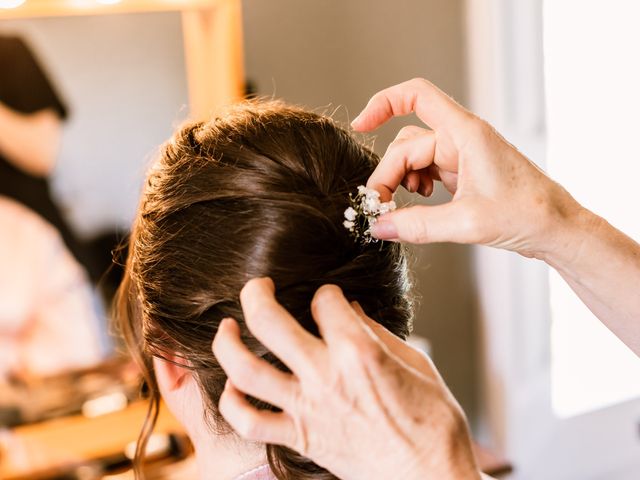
[
  {"left": 213, "top": 278, "right": 481, "bottom": 480},
  {"left": 352, "top": 78, "right": 585, "bottom": 260}
]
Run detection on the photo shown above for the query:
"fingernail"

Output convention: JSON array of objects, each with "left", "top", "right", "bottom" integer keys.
[
  {"left": 371, "top": 219, "right": 398, "bottom": 240},
  {"left": 351, "top": 114, "right": 362, "bottom": 128}
]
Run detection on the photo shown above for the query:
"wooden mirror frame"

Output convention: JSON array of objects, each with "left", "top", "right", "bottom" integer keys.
[{"left": 0, "top": 0, "right": 245, "bottom": 119}]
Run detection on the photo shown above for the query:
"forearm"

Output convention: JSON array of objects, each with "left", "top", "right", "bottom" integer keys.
[
  {"left": 543, "top": 206, "right": 640, "bottom": 354},
  {"left": 0, "top": 103, "right": 60, "bottom": 177}
]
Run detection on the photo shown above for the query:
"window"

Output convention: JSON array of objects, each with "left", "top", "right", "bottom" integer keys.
[{"left": 545, "top": 0, "right": 640, "bottom": 417}]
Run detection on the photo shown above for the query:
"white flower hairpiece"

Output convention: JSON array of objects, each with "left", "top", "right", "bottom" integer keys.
[{"left": 343, "top": 185, "right": 396, "bottom": 243}]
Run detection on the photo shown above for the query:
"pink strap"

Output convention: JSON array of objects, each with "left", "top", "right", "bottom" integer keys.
[{"left": 234, "top": 464, "right": 276, "bottom": 480}]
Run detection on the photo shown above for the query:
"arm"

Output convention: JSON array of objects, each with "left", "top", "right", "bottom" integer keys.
[
  {"left": 352, "top": 78, "right": 640, "bottom": 355},
  {"left": 0, "top": 102, "right": 61, "bottom": 177},
  {"left": 544, "top": 209, "right": 640, "bottom": 353}
]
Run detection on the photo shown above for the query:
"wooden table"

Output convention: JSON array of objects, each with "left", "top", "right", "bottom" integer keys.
[
  {"left": 0, "top": 400, "right": 183, "bottom": 480},
  {"left": 1, "top": 397, "right": 511, "bottom": 479}
]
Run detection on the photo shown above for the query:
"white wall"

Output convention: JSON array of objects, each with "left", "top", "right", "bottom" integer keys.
[{"left": 0, "top": 12, "right": 190, "bottom": 237}]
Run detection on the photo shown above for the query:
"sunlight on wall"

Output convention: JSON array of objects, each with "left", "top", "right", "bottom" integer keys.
[{"left": 545, "top": 0, "right": 640, "bottom": 417}]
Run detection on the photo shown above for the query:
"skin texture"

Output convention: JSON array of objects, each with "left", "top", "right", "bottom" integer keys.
[
  {"left": 356, "top": 78, "right": 640, "bottom": 355},
  {"left": 153, "top": 355, "right": 267, "bottom": 479},
  {"left": 213, "top": 279, "right": 481, "bottom": 480},
  {"left": 213, "top": 78, "right": 640, "bottom": 478},
  {"left": 0, "top": 102, "right": 61, "bottom": 177}
]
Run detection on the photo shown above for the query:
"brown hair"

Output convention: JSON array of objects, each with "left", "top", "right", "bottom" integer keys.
[{"left": 116, "top": 101, "right": 413, "bottom": 479}]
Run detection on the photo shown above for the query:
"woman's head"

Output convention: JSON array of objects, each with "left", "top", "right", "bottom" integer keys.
[{"left": 117, "top": 101, "right": 413, "bottom": 479}]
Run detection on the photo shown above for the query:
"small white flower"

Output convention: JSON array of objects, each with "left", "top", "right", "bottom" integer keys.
[
  {"left": 344, "top": 206, "right": 357, "bottom": 221},
  {"left": 379, "top": 200, "right": 397, "bottom": 215},
  {"left": 365, "top": 188, "right": 380, "bottom": 200},
  {"left": 345, "top": 185, "right": 396, "bottom": 242},
  {"left": 364, "top": 196, "right": 381, "bottom": 213}
]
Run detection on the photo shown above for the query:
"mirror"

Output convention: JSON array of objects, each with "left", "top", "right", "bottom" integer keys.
[{"left": 0, "top": 2, "right": 243, "bottom": 478}]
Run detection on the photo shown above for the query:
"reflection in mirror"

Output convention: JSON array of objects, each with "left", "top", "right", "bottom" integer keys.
[{"left": 0, "top": 11, "right": 193, "bottom": 479}]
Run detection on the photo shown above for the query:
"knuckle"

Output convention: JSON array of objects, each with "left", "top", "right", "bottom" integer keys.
[
  {"left": 341, "top": 333, "right": 385, "bottom": 368},
  {"left": 358, "top": 340, "right": 388, "bottom": 367},
  {"left": 369, "top": 91, "right": 386, "bottom": 108},
  {"left": 396, "top": 125, "right": 420, "bottom": 140},
  {"left": 385, "top": 137, "right": 405, "bottom": 153},
  {"left": 409, "top": 77, "right": 428, "bottom": 88}
]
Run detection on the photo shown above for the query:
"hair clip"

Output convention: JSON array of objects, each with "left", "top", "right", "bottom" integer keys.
[{"left": 343, "top": 185, "right": 396, "bottom": 243}]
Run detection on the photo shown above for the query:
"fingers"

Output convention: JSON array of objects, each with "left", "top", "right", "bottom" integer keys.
[
  {"left": 219, "top": 380, "right": 298, "bottom": 447},
  {"left": 371, "top": 200, "right": 483, "bottom": 245},
  {"left": 419, "top": 175, "right": 434, "bottom": 197},
  {"left": 310, "top": 285, "right": 369, "bottom": 347},
  {"left": 426, "top": 164, "right": 459, "bottom": 194},
  {"left": 350, "top": 302, "right": 440, "bottom": 382},
  {"left": 401, "top": 171, "right": 422, "bottom": 193},
  {"left": 240, "top": 278, "right": 324, "bottom": 378},
  {"left": 367, "top": 129, "right": 436, "bottom": 201},
  {"left": 393, "top": 124, "right": 427, "bottom": 141},
  {"left": 213, "top": 317, "right": 299, "bottom": 411},
  {"left": 351, "top": 78, "right": 469, "bottom": 133}
]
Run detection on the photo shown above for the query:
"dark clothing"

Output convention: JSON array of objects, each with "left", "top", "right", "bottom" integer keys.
[
  {"left": 0, "top": 36, "right": 68, "bottom": 118},
  {"left": 0, "top": 36, "right": 88, "bottom": 273}
]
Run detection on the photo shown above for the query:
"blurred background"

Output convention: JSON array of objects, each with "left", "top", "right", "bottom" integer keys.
[{"left": 0, "top": 1, "right": 639, "bottom": 479}]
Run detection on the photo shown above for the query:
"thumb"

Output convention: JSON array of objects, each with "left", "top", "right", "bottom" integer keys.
[{"left": 371, "top": 200, "right": 481, "bottom": 244}]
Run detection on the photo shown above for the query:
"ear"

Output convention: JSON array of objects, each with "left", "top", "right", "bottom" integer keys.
[
  {"left": 152, "top": 355, "right": 204, "bottom": 438},
  {"left": 153, "top": 355, "right": 191, "bottom": 393}
]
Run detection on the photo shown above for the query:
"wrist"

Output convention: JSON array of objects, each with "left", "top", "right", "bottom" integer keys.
[
  {"left": 404, "top": 416, "right": 481, "bottom": 480},
  {"left": 536, "top": 196, "right": 601, "bottom": 272},
  {"left": 403, "top": 460, "right": 481, "bottom": 480}
]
